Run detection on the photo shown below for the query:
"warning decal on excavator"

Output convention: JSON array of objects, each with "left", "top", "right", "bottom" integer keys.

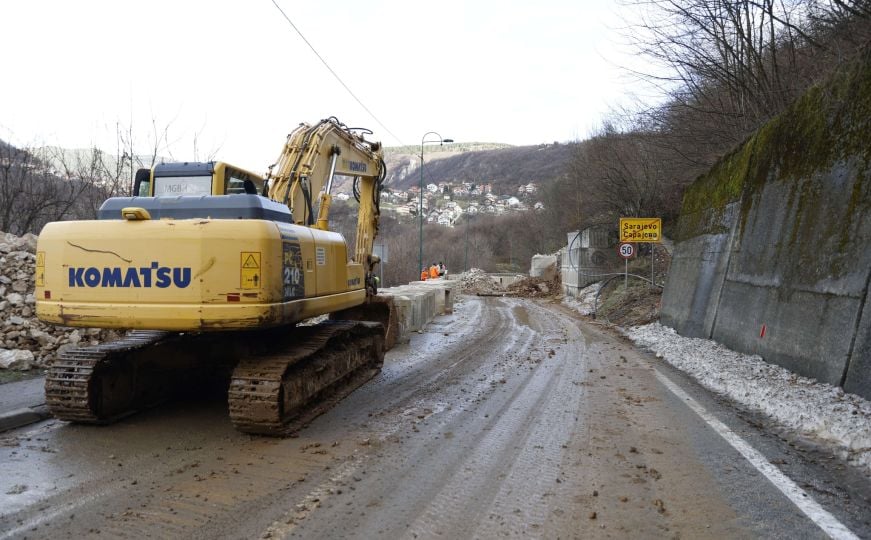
[
  {"left": 36, "top": 251, "right": 45, "bottom": 287},
  {"left": 282, "top": 241, "right": 304, "bottom": 299},
  {"left": 240, "top": 252, "right": 261, "bottom": 289}
]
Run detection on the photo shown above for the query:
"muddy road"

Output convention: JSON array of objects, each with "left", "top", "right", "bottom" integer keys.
[{"left": 1, "top": 296, "right": 869, "bottom": 539}]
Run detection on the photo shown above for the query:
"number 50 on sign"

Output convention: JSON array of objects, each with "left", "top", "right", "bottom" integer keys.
[{"left": 619, "top": 218, "right": 662, "bottom": 243}]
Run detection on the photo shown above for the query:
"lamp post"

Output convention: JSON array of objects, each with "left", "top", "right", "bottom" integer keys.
[{"left": 418, "top": 132, "right": 453, "bottom": 278}]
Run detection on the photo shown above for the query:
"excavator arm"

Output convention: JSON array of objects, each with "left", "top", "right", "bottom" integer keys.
[{"left": 266, "top": 117, "right": 386, "bottom": 269}]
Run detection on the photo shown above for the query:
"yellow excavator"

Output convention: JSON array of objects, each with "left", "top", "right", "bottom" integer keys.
[{"left": 35, "top": 117, "right": 395, "bottom": 435}]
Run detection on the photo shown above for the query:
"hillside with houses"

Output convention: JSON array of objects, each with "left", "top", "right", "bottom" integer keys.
[{"left": 376, "top": 179, "right": 545, "bottom": 227}]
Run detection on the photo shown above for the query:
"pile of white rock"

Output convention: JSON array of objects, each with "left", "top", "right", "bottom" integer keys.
[
  {"left": 0, "top": 232, "right": 120, "bottom": 371},
  {"left": 458, "top": 268, "right": 504, "bottom": 295}
]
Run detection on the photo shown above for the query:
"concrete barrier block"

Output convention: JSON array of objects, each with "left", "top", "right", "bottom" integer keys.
[{"left": 378, "top": 280, "right": 454, "bottom": 342}]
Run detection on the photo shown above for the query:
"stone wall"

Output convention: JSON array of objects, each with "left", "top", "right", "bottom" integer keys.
[{"left": 661, "top": 51, "right": 871, "bottom": 398}]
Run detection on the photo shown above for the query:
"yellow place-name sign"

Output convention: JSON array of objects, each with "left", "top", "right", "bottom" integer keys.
[{"left": 619, "top": 218, "right": 661, "bottom": 243}]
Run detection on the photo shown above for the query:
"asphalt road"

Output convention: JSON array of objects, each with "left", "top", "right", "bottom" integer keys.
[{"left": 0, "top": 296, "right": 869, "bottom": 539}]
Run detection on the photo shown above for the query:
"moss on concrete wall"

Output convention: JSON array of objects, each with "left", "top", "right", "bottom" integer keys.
[
  {"left": 678, "top": 49, "right": 871, "bottom": 254},
  {"left": 666, "top": 49, "right": 871, "bottom": 394}
]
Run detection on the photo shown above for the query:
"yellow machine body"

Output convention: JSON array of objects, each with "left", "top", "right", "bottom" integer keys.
[
  {"left": 35, "top": 219, "right": 365, "bottom": 331},
  {"left": 35, "top": 119, "right": 385, "bottom": 333}
]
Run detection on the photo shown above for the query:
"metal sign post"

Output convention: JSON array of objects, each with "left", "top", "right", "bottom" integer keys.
[{"left": 618, "top": 243, "right": 635, "bottom": 289}]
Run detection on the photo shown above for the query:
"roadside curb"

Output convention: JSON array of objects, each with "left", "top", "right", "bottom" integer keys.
[{"left": 0, "top": 404, "right": 51, "bottom": 433}]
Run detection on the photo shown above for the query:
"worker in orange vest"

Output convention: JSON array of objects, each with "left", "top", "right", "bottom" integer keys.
[
  {"left": 429, "top": 263, "right": 439, "bottom": 279},
  {"left": 421, "top": 267, "right": 428, "bottom": 281}
]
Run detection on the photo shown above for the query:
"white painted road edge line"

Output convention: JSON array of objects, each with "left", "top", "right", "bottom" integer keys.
[{"left": 654, "top": 369, "right": 859, "bottom": 540}]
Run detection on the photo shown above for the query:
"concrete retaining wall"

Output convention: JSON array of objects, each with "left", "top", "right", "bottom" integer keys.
[{"left": 661, "top": 54, "right": 871, "bottom": 398}]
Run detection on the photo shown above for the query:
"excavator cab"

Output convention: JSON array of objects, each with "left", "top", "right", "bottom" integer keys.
[{"left": 133, "top": 162, "right": 265, "bottom": 197}]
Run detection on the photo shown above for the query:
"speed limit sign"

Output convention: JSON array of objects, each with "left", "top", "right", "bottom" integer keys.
[{"left": 618, "top": 243, "right": 635, "bottom": 259}]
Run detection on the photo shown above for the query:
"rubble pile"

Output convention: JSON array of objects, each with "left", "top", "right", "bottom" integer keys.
[
  {"left": 457, "top": 268, "right": 504, "bottom": 295},
  {"left": 0, "top": 232, "right": 121, "bottom": 371},
  {"left": 506, "top": 272, "right": 562, "bottom": 298}
]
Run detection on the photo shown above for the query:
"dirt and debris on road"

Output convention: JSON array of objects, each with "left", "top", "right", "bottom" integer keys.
[
  {"left": 456, "top": 268, "right": 561, "bottom": 299},
  {"left": 505, "top": 272, "right": 562, "bottom": 298},
  {"left": 2, "top": 295, "right": 866, "bottom": 539}
]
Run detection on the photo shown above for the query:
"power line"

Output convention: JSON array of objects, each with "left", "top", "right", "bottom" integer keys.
[{"left": 269, "top": 0, "right": 405, "bottom": 146}]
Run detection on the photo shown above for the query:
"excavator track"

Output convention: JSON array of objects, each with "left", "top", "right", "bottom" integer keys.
[
  {"left": 45, "top": 331, "right": 172, "bottom": 423},
  {"left": 44, "top": 320, "right": 385, "bottom": 435},
  {"left": 229, "top": 321, "right": 384, "bottom": 435}
]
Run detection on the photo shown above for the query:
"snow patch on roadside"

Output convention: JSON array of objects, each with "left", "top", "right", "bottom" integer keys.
[
  {"left": 562, "top": 283, "right": 602, "bottom": 316},
  {"left": 626, "top": 322, "right": 871, "bottom": 475}
]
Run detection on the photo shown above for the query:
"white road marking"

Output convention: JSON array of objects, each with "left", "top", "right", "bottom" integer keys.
[{"left": 655, "top": 370, "right": 859, "bottom": 540}]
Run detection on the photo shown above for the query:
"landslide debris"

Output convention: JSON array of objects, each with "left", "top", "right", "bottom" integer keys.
[
  {"left": 562, "top": 243, "right": 673, "bottom": 327},
  {"left": 505, "top": 273, "right": 561, "bottom": 299},
  {"left": 457, "top": 268, "right": 505, "bottom": 295},
  {"left": 0, "top": 231, "right": 121, "bottom": 372}
]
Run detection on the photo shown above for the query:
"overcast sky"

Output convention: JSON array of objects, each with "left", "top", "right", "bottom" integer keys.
[{"left": 0, "top": 0, "right": 651, "bottom": 173}]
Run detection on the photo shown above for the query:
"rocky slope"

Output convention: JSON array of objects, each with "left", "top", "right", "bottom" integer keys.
[{"left": 0, "top": 232, "right": 120, "bottom": 371}]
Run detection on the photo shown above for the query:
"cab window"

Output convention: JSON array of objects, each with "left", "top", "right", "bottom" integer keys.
[{"left": 225, "top": 168, "right": 264, "bottom": 195}]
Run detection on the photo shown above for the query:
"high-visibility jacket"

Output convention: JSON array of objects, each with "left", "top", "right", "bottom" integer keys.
[
  {"left": 429, "top": 266, "right": 439, "bottom": 279},
  {"left": 421, "top": 270, "right": 428, "bottom": 281}
]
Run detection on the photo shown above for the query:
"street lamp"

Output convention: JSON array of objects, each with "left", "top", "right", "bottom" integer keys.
[{"left": 418, "top": 132, "right": 453, "bottom": 277}]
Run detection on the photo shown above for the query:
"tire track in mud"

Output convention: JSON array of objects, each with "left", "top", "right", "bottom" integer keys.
[
  {"left": 285, "top": 298, "right": 587, "bottom": 539},
  {"left": 468, "top": 310, "right": 586, "bottom": 538},
  {"left": 325, "top": 297, "right": 526, "bottom": 435},
  {"left": 402, "top": 302, "right": 584, "bottom": 539},
  {"left": 262, "top": 296, "right": 545, "bottom": 538}
]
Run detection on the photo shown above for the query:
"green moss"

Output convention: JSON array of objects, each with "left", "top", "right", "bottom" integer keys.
[
  {"left": 677, "top": 140, "right": 754, "bottom": 240},
  {"left": 678, "top": 48, "right": 871, "bottom": 259}
]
